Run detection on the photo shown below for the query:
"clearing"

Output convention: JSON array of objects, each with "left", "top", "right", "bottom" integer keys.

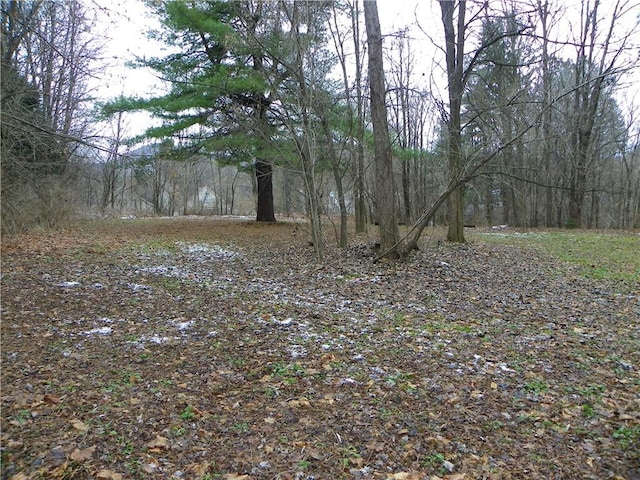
[{"left": 1, "top": 218, "right": 638, "bottom": 480}]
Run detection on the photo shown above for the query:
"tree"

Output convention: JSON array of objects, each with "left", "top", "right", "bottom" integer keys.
[
  {"left": 439, "top": 0, "right": 467, "bottom": 242},
  {"left": 1, "top": 0, "right": 99, "bottom": 232},
  {"left": 329, "top": 0, "right": 368, "bottom": 234},
  {"left": 276, "top": 0, "right": 335, "bottom": 259},
  {"left": 103, "top": 1, "right": 294, "bottom": 222},
  {"left": 363, "top": 0, "right": 400, "bottom": 258},
  {"left": 464, "top": 9, "right": 534, "bottom": 226},
  {"left": 565, "top": 0, "right": 631, "bottom": 228}
]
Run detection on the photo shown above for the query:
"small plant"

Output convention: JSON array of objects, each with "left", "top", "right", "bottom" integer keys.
[
  {"left": 263, "top": 386, "right": 279, "bottom": 398},
  {"left": 341, "top": 445, "right": 362, "bottom": 469},
  {"left": 578, "top": 384, "right": 606, "bottom": 398},
  {"left": 524, "top": 379, "right": 548, "bottom": 394},
  {"left": 180, "top": 405, "right": 196, "bottom": 421},
  {"left": 171, "top": 425, "right": 186, "bottom": 436},
  {"left": 11, "top": 409, "right": 32, "bottom": 425},
  {"left": 613, "top": 425, "right": 640, "bottom": 450},
  {"left": 226, "top": 355, "right": 246, "bottom": 367},
  {"left": 271, "top": 362, "right": 289, "bottom": 378},
  {"left": 270, "top": 362, "right": 306, "bottom": 385},
  {"left": 125, "top": 457, "right": 141, "bottom": 475},
  {"left": 121, "top": 439, "right": 134, "bottom": 456},
  {"left": 231, "top": 421, "right": 249, "bottom": 433},
  {"left": 421, "top": 452, "right": 446, "bottom": 469},
  {"left": 297, "top": 460, "right": 311, "bottom": 470},
  {"left": 483, "top": 419, "right": 505, "bottom": 431},
  {"left": 581, "top": 404, "right": 596, "bottom": 418},
  {"left": 291, "top": 363, "right": 306, "bottom": 376}
]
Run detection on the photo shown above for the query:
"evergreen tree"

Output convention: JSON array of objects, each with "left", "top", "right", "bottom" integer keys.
[{"left": 105, "top": 1, "right": 297, "bottom": 222}]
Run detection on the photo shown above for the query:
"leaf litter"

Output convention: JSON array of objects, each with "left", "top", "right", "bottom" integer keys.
[{"left": 1, "top": 218, "right": 638, "bottom": 479}]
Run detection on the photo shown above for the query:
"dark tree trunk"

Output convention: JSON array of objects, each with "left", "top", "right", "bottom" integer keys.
[{"left": 255, "top": 160, "right": 275, "bottom": 222}]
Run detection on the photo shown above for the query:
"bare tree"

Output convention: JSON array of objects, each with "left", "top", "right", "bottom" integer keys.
[
  {"left": 329, "top": 0, "right": 368, "bottom": 234},
  {"left": 364, "top": 0, "right": 400, "bottom": 258},
  {"left": 565, "top": 0, "right": 632, "bottom": 227},
  {"left": 1, "top": 0, "right": 100, "bottom": 232},
  {"left": 439, "top": 0, "right": 467, "bottom": 242}
]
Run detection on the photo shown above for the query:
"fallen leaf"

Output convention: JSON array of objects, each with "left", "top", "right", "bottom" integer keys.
[
  {"left": 221, "top": 474, "right": 250, "bottom": 480},
  {"left": 96, "top": 470, "right": 123, "bottom": 480},
  {"left": 187, "top": 461, "right": 212, "bottom": 475},
  {"left": 387, "top": 472, "right": 423, "bottom": 480},
  {"left": 146, "top": 435, "right": 169, "bottom": 449},
  {"left": 70, "top": 419, "right": 89, "bottom": 433},
  {"left": 70, "top": 445, "right": 96, "bottom": 461},
  {"left": 9, "top": 473, "right": 28, "bottom": 480},
  {"left": 263, "top": 416, "right": 276, "bottom": 424},
  {"left": 43, "top": 394, "right": 61, "bottom": 405}
]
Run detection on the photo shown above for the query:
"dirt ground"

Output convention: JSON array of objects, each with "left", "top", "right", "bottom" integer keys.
[{"left": 1, "top": 217, "right": 638, "bottom": 480}]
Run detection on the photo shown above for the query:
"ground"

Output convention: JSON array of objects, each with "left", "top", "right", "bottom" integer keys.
[{"left": 1, "top": 217, "right": 638, "bottom": 480}]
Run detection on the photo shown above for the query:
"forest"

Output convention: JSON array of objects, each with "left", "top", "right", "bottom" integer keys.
[
  {"left": 2, "top": 0, "right": 640, "bottom": 255},
  {"left": 2, "top": 2, "right": 640, "bottom": 479}
]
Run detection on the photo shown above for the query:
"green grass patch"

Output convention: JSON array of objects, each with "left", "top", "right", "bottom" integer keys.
[{"left": 474, "top": 230, "right": 639, "bottom": 283}]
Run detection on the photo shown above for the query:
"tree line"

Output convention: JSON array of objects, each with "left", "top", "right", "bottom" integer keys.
[{"left": 2, "top": 0, "right": 639, "bottom": 258}]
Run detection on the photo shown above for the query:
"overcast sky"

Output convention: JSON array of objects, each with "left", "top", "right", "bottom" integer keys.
[
  {"left": 90, "top": 0, "right": 639, "bottom": 139},
  {"left": 92, "top": 1, "right": 437, "bottom": 98}
]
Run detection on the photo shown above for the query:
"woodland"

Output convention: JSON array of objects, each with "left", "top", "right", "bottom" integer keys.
[
  {"left": 1, "top": 0, "right": 640, "bottom": 479},
  {"left": 1, "top": 0, "right": 640, "bottom": 255}
]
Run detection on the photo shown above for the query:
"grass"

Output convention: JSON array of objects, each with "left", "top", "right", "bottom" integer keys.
[
  {"left": 473, "top": 230, "right": 639, "bottom": 283},
  {"left": 180, "top": 405, "right": 196, "bottom": 421},
  {"left": 612, "top": 425, "right": 640, "bottom": 450}
]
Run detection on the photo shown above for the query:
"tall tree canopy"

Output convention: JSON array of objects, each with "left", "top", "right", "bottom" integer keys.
[{"left": 105, "top": 0, "right": 300, "bottom": 222}]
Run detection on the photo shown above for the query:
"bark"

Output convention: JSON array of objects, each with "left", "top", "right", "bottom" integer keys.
[
  {"left": 351, "top": 0, "right": 367, "bottom": 234},
  {"left": 320, "top": 110, "right": 348, "bottom": 248},
  {"left": 440, "top": 0, "right": 466, "bottom": 243},
  {"left": 363, "top": 0, "right": 400, "bottom": 257},
  {"left": 255, "top": 159, "right": 275, "bottom": 222}
]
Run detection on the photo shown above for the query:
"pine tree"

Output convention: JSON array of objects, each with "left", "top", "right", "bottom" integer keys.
[{"left": 105, "top": 1, "right": 294, "bottom": 221}]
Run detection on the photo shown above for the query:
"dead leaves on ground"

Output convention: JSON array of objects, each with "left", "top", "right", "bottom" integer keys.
[{"left": 2, "top": 220, "right": 639, "bottom": 479}]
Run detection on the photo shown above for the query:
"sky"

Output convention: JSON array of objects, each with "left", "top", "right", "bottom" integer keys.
[
  {"left": 92, "top": 0, "right": 437, "bottom": 99},
  {"left": 90, "top": 0, "right": 640, "bottom": 140},
  {"left": 88, "top": 0, "right": 448, "bottom": 142}
]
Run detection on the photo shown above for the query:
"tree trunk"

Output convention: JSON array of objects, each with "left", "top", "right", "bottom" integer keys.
[
  {"left": 352, "top": 0, "right": 367, "bottom": 234},
  {"left": 363, "top": 0, "right": 400, "bottom": 258},
  {"left": 440, "top": 0, "right": 466, "bottom": 243},
  {"left": 321, "top": 110, "right": 348, "bottom": 248},
  {"left": 255, "top": 160, "right": 275, "bottom": 222}
]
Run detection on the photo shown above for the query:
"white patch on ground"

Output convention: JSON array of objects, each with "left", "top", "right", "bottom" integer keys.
[
  {"left": 176, "top": 242, "right": 242, "bottom": 259},
  {"left": 128, "top": 283, "right": 151, "bottom": 292},
  {"left": 137, "top": 265, "right": 188, "bottom": 277},
  {"left": 273, "top": 317, "right": 293, "bottom": 326},
  {"left": 336, "top": 377, "right": 359, "bottom": 386},
  {"left": 287, "top": 344, "right": 308, "bottom": 358},
  {"left": 147, "top": 335, "right": 172, "bottom": 344},
  {"left": 82, "top": 326, "right": 112, "bottom": 335},
  {"left": 58, "top": 281, "right": 81, "bottom": 288},
  {"left": 173, "top": 319, "right": 195, "bottom": 331}
]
